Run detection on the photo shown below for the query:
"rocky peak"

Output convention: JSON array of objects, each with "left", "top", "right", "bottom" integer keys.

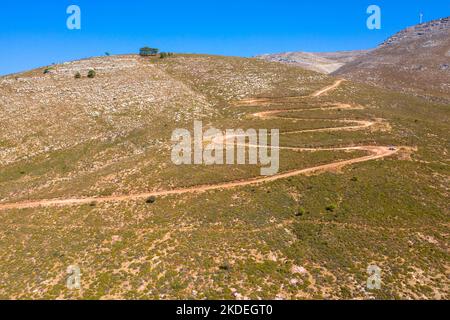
[{"left": 380, "top": 17, "right": 449, "bottom": 48}]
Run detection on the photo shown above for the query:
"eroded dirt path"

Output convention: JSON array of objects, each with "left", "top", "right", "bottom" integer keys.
[
  {"left": 0, "top": 79, "right": 399, "bottom": 211},
  {"left": 311, "top": 79, "right": 346, "bottom": 97}
]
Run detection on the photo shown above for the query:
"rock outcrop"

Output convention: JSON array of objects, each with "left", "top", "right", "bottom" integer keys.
[{"left": 333, "top": 17, "right": 450, "bottom": 100}]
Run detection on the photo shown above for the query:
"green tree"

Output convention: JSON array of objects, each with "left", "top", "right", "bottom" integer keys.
[
  {"left": 140, "top": 47, "right": 159, "bottom": 56},
  {"left": 43, "top": 67, "right": 53, "bottom": 74}
]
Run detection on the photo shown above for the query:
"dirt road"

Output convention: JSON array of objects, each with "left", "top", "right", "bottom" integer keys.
[
  {"left": 311, "top": 79, "right": 345, "bottom": 97},
  {"left": 0, "top": 79, "right": 399, "bottom": 211}
]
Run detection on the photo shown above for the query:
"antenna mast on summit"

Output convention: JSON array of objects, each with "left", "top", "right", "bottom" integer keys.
[{"left": 420, "top": 12, "right": 424, "bottom": 24}]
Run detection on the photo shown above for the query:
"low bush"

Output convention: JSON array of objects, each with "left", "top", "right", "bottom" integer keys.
[
  {"left": 219, "top": 262, "right": 231, "bottom": 271},
  {"left": 296, "top": 207, "right": 306, "bottom": 217},
  {"left": 146, "top": 196, "right": 156, "bottom": 204}
]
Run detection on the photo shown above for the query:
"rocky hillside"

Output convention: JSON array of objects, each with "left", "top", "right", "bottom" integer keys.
[
  {"left": 333, "top": 17, "right": 450, "bottom": 100},
  {"left": 0, "top": 54, "right": 448, "bottom": 300},
  {"left": 0, "top": 54, "right": 329, "bottom": 201},
  {"left": 0, "top": 55, "right": 215, "bottom": 166},
  {"left": 256, "top": 50, "right": 370, "bottom": 74}
]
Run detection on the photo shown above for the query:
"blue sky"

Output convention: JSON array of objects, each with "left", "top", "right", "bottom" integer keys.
[{"left": 0, "top": 0, "right": 448, "bottom": 75}]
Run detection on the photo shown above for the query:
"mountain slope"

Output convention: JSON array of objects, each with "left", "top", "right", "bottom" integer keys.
[
  {"left": 0, "top": 54, "right": 448, "bottom": 299},
  {"left": 0, "top": 54, "right": 330, "bottom": 201},
  {"left": 256, "top": 50, "right": 370, "bottom": 74},
  {"left": 333, "top": 17, "right": 450, "bottom": 99}
]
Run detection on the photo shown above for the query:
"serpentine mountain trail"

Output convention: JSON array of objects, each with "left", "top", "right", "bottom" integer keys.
[{"left": 0, "top": 79, "right": 400, "bottom": 211}]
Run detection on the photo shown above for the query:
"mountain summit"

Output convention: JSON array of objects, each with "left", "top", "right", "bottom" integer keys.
[
  {"left": 333, "top": 17, "right": 450, "bottom": 99},
  {"left": 257, "top": 17, "right": 450, "bottom": 100}
]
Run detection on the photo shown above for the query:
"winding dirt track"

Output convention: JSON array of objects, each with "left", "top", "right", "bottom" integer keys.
[
  {"left": 311, "top": 79, "right": 345, "bottom": 97},
  {"left": 0, "top": 79, "right": 399, "bottom": 211}
]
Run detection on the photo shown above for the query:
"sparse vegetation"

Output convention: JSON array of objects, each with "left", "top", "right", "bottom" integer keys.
[{"left": 74, "top": 72, "right": 81, "bottom": 79}]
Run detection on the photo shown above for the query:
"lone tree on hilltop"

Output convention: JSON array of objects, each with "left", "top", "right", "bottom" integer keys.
[{"left": 140, "top": 47, "right": 159, "bottom": 56}]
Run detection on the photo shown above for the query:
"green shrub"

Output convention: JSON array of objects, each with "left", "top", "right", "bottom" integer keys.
[
  {"left": 160, "top": 52, "right": 168, "bottom": 59},
  {"left": 326, "top": 204, "right": 336, "bottom": 212},
  {"left": 219, "top": 262, "right": 231, "bottom": 271},
  {"left": 74, "top": 72, "right": 81, "bottom": 79},
  {"left": 146, "top": 196, "right": 156, "bottom": 204},
  {"left": 296, "top": 207, "right": 306, "bottom": 217},
  {"left": 87, "top": 70, "right": 96, "bottom": 78}
]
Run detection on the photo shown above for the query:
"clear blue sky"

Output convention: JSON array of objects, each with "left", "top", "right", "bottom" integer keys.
[{"left": 0, "top": 0, "right": 448, "bottom": 75}]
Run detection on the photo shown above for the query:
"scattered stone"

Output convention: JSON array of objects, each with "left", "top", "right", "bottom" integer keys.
[{"left": 291, "top": 265, "right": 307, "bottom": 275}]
